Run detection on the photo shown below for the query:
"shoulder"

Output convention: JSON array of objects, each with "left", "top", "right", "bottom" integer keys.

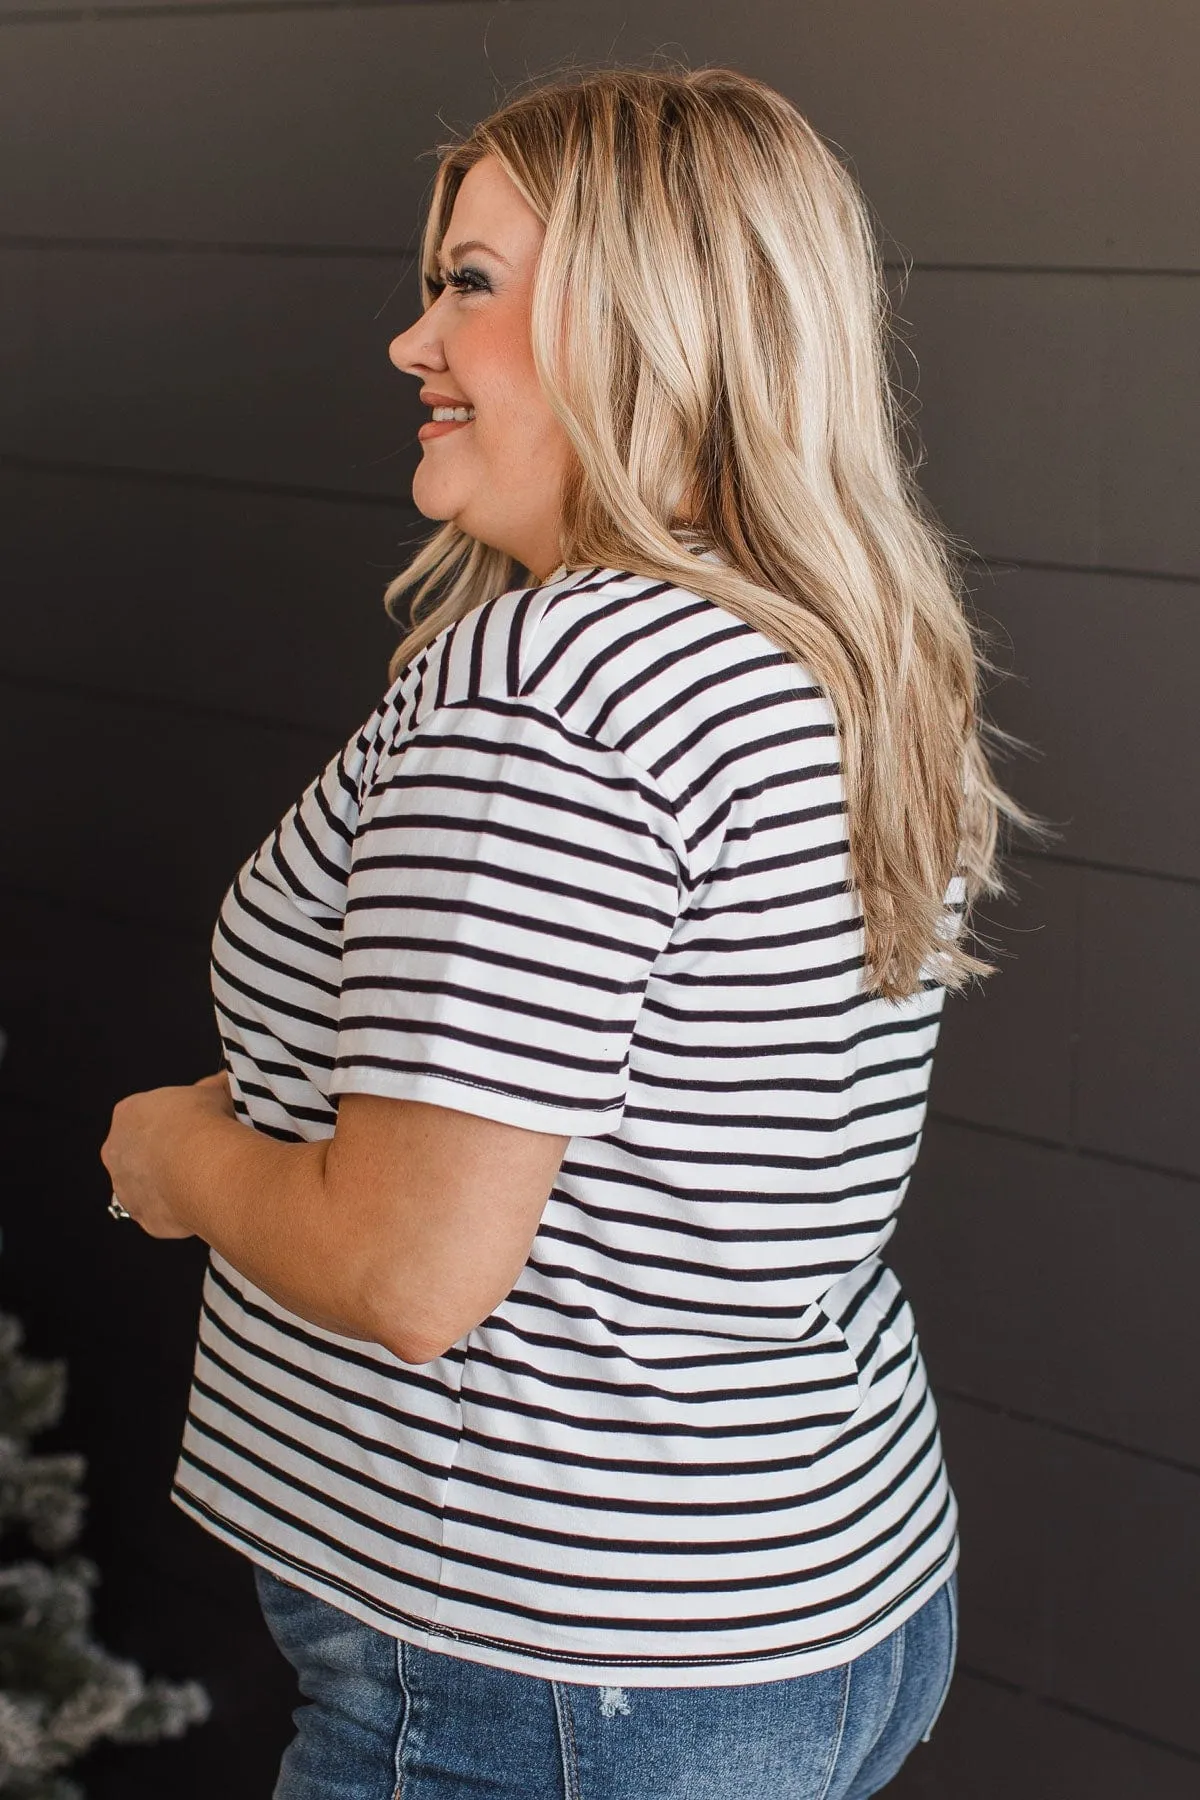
[
  {"left": 412, "top": 564, "right": 832, "bottom": 787},
  {"left": 360, "top": 563, "right": 845, "bottom": 893}
]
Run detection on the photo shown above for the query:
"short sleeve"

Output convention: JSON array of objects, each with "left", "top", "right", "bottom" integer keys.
[{"left": 329, "top": 698, "right": 686, "bottom": 1137}]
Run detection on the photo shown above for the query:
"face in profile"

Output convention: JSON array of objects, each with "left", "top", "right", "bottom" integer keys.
[{"left": 388, "top": 156, "right": 573, "bottom": 581}]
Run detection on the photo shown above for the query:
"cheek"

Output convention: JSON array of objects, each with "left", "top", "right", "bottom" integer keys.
[
  {"left": 444, "top": 309, "right": 570, "bottom": 484},
  {"left": 464, "top": 314, "right": 551, "bottom": 430},
  {"left": 476, "top": 378, "right": 569, "bottom": 479}
]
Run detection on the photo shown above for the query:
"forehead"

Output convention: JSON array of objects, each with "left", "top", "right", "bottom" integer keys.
[{"left": 440, "top": 156, "right": 545, "bottom": 264}]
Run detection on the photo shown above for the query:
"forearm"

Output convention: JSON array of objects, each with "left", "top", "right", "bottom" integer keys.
[{"left": 167, "top": 1112, "right": 385, "bottom": 1347}]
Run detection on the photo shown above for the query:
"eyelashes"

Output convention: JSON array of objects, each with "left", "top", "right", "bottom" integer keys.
[{"left": 426, "top": 264, "right": 491, "bottom": 297}]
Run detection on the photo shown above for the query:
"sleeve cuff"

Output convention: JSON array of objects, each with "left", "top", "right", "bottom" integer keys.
[{"left": 327, "top": 1066, "right": 624, "bottom": 1138}]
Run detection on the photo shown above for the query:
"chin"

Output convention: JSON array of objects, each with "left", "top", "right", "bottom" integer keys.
[
  {"left": 412, "top": 499, "right": 459, "bottom": 525},
  {"left": 410, "top": 470, "right": 464, "bottom": 522}
]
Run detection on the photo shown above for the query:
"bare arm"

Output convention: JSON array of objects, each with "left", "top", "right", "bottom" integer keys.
[{"left": 100, "top": 1076, "right": 569, "bottom": 1364}]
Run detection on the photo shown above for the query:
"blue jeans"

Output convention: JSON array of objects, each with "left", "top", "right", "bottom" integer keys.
[{"left": 254, "top": 1565, "right": 957, "bottom": 1799}]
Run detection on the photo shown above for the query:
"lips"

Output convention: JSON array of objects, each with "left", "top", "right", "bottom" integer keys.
[{"left": 417, "top": 410, "right": 474, "bottom": 444}]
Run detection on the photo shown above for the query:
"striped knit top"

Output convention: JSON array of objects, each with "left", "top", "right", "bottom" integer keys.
[{"left": 170, "top": 555, "right": 960, "bottom": 1687}]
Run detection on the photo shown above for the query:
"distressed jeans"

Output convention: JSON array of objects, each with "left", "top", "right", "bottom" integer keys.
[{"left": 255, "top": 1565, "right": 957, "bottom": 1800}]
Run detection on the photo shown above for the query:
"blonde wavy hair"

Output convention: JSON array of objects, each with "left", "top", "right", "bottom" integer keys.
[{"left": 381, "top": 64, "right": 1034, "bottom": 1001}]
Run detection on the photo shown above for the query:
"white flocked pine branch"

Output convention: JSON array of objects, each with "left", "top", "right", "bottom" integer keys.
[{"left": 0, "top": 1026, "right": 211, "bottom": 1798}]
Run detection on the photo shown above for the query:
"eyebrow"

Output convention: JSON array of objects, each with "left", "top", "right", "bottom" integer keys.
[{"left": 437, "top": 238, "right": 511, "bottom": 267}]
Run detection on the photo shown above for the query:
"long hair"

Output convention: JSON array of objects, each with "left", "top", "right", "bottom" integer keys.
[{"left": 381, "top": 65, "right": 1036, "bottom": 1000}]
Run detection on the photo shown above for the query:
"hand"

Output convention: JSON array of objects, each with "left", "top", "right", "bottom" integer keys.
[{"left": 100, "top": 1072, "right": 237, "bottom": 1239}]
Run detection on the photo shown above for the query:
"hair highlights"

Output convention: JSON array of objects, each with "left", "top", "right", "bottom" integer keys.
[{"left": 382, "top": 66, "right": 1036, "bottom": 1000}]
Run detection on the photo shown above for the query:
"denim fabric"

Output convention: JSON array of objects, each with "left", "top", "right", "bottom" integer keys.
[{"left": 254, "top": 1566, "right": 957, "bottom": 1800}]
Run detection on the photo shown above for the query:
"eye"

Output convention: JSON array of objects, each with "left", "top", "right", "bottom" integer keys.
[{"left": 427, "top": 264, "right": 491, "bottom": 299}]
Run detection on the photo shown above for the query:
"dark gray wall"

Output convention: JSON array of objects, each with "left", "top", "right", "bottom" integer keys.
[{"left": 1, "top": 3, "right": 1196, "bottom": 1794}]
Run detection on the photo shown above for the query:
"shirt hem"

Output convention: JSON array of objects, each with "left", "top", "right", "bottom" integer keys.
[{"left": 170, "top": 1481, "right": 958, "bottom": 1690}]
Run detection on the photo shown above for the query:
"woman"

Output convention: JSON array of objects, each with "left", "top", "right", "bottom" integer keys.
[{"left": 101, "top": 66, "right": 1025, "bottom": 1799}]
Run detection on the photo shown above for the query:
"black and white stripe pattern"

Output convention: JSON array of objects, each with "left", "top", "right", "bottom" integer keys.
[{"left": 171, "top": 559, "right": 960, "bottom": 1685}]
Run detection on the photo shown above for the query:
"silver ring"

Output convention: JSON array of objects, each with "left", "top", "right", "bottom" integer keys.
[{"left": 108, "top": 1193, "right": 132, "bottom": 1220}]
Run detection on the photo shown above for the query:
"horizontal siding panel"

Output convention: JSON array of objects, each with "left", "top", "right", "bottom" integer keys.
[
  {"left": 896, "top": 1121, "right": 1200, "bottom": 1467},
  {"left": 0, "top": 5, "right": 509, "bottom": 248},
  {"left": 6, "top": 253, "right": 1195, "bottom": 586},
  {"left": 928, "top": 858, "right": 1076, "bottom": 1142},
  {"left": 0, "top": 2, "right": 1196, "bottom": 266},
  {"left": 896, "top": 272, "right": 1105, "bottom": 568},
  {"left": 1077, "top": 871, "right": 1200, "bottom": 1177},
  {"left": 0, "top": 888, "right": 217, "bottom": 1125},
  {"left": 938, "top": 1395, "right": 1200, "bottom": 1756},
  {"left": 0, "top": 245, "right": 425, "bottom": 499},
  {"left": 1, "top": 466, "right": 417, "bottom": 729},
  {"left": 0, "top": 1098, "right": 212, "bottom": 1377},
  {"left": 902, "top": 272, "right": 1200, "bottom": 576},
  {"left": 0, "top": 0, "right": 465, "bottom": 10},
  {"left": 0, "top": 675, "right": 335, "bottom": 931},
  {"left": 1098, "top": 277, "right": 1200, "bottom": 574},
  {"left": 973, "top": 567, "right": 1200, "bottom": 882}
]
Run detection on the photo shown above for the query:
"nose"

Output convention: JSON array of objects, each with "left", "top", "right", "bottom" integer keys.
[{"left": 389, "top": 300, "right": 447, "bottom": 377}]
